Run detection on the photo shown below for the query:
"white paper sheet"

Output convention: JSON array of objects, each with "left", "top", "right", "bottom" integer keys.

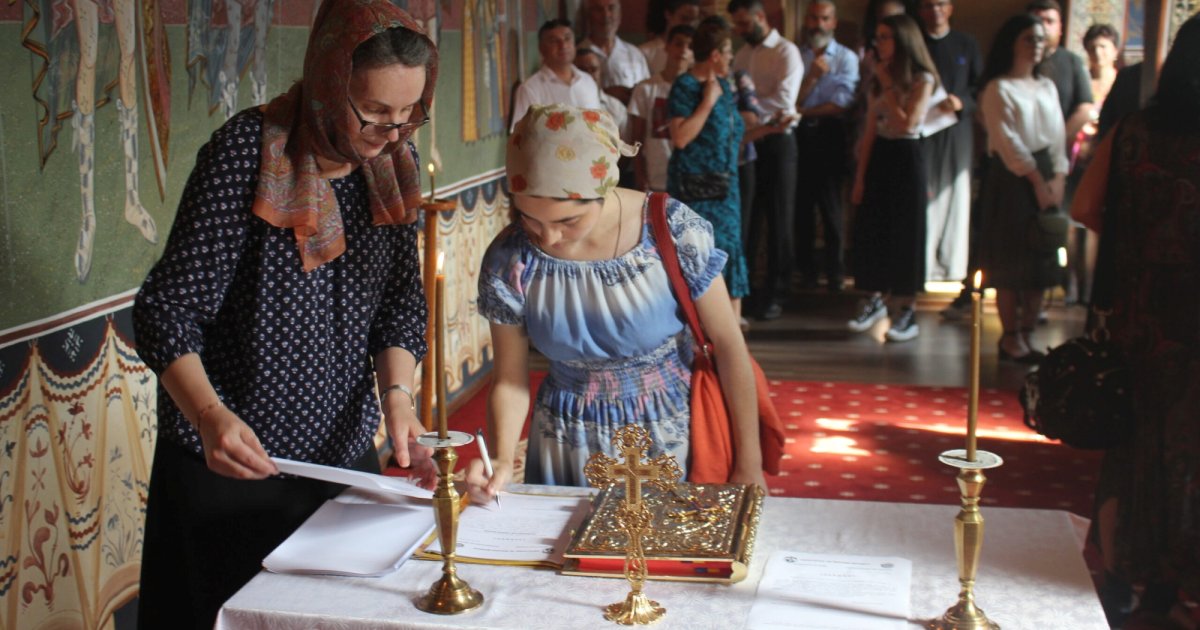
[
  {"left": 263, "top": 497, "right": 436, "bottom": 577},
  {"left": 271, "top": 457, "right": 433, "bottom": 499},
  {"left": 747, "top": 551, "right": 912, "bottom": 630},
  {"left": 425, "top": 493, "right": 588, "bottom": 565}
]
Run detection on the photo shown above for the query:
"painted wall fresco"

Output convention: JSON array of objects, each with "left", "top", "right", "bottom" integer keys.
[{"left": 0, "top": 1, "right": 537, "bottom": 626}]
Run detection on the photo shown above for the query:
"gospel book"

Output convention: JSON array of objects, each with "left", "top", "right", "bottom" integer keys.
[{"left": 561, "top": 482, "right": 764, "bottom": 584}]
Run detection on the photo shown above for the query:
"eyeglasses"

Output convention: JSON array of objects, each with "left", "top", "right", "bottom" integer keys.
[{"left": 347, "top": 98, "right": 429, "bottom": 136}]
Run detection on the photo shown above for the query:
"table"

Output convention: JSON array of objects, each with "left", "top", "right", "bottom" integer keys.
[{"left": 216, "top": 490, "right": 1108, "bottom": 629}]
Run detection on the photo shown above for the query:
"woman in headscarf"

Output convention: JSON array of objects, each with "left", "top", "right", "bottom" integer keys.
[
  {"left": 468, "top": 104, "right": 766, "bottom": 499},
  {"left": 132, "top": 0, "right": 436, "bottom": 625}
]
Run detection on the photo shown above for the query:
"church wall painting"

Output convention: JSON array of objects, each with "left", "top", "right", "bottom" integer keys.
[{"left": 0, "top": 3, "right": 540, "bottom": 627}]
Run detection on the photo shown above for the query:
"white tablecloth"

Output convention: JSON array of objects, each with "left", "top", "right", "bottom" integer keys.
[{"left": 216, "top": 489, "right": 1107, "bottom": 629}]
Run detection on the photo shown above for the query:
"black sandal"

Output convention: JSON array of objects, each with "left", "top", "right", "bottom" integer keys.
[{"left": 998, "top": 332, "right": 1041, "bottom": 364}]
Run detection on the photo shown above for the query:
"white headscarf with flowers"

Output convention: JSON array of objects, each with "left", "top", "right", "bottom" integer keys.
[{"left": 506, "top": 104, "right": 640, "bottom": 200}]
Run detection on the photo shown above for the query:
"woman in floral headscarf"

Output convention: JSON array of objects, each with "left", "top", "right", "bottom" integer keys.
[
  {"left": 468, "top": 104, "right": 766, "bottom": 501},
  {"left": 132, "top": 0, "right": 436, "bottom": 625}
]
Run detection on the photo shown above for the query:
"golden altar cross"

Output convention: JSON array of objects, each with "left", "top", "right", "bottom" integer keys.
[{"left": 583, "top": 425, "right": 682, "bottom": 625}]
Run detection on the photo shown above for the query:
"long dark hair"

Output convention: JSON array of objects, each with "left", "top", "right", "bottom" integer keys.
[
  {"left": 872, "top": 14, "right": 940, "bottom": 96},
  {"left": 981, "top": 13, "right": 1041, "bottom": 86},
  {"left": 1148, "top": 14, "right": 1200, "bottom": 134}
]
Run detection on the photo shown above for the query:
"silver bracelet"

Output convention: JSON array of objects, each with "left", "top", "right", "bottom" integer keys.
[{"left": 380, "top": 383, "right": 416, "bottom": 411}]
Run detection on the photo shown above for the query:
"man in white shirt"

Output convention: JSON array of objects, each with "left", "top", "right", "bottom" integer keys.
[
  {"left": 578, "top": 0, "right": 650, "bottom": 105},
  {"left": 510, "top": 19, "right": 602, "bottom": 132},
  {"left": 639, "top": 0, "right": 700, "bottom": 76},
  {"left": 729, "top": 0, "right": 803, "bottom": 319}
]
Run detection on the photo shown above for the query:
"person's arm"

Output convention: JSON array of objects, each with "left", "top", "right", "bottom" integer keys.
[
  {"left": 851, "top": 98, "right": 878, "bottom": 205},
  {"left": 510, "top": 82, "right": 531, "bottom": 133},
  {"left": 980, "top": 80, "right": 1039, "bottom": 180},
  {"left": 1064, "top": 102, "right": 1094, "bottom": 146},
  {"left": 373, "top": 347, "right": 426, "bottom": 470},
  {"left": 881, "top": 75, "right": 934, "bottom": 136},
  {"left": 132, "top": 112, "right": 277, "bottom": 479},
  {"left": 604, "top": 85, "right": 634, "bottom": 105},
  {"left": 465, "top": 323, "right": 530, "bottom": 503},
  {"left": 694, "top": 276, "right": 765, "bottom": 488},
  {"left": 669, "top": 76, "right": 721, "bottom": 149},
  {"left": 1070, "top": 129, "right": 1115, "bottom": 231},
  {"left": 159, "top": 354, "right": 277, "bottom": 479},
  {"left": 742, "top": 115, "right": 795, "bottom": 144}
]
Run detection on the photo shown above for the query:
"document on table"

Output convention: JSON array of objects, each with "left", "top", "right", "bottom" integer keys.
[
  {"left": 263, "top": 493, "right": 435, "bottom": 577},
  {"left": 746, "top": 551, "right": 912, "bottom": 630},
  {"left": 422, "top": 493, "right": 589, "bottom": 567},
  {"left": 271, "top": 457, "right": 433, "bottom": 499}
]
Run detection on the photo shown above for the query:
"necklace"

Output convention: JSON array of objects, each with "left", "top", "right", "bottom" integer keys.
[{"left": 612, "top": 191, "right": 624, "bottom": 259}]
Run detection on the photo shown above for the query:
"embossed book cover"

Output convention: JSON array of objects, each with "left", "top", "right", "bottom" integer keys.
[{"left": 562, "top": 483, "right": 764, "bottom": 583}]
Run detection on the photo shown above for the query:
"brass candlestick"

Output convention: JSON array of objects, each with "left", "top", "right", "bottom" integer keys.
[
  {"left": 931, "top": 449, "right": 1004, "bottom": 630},
  {"left": 583, "top": 425, "right": 682, "bottom": 625},
  {"left": 415, "top": 430, "right": 483, "bottom": 614}
]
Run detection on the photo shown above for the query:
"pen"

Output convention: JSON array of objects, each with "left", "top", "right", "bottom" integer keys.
[{"left": 475, "top": 429, "right": 501, "bottom": 508}]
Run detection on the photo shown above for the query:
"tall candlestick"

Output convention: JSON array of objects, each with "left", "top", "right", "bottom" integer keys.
[
  {"left": 967, "top": 270, "right": 983, "bottom": 462},
  {"left": 427, "top": 162, "right": 436, "bottom": 202},
  {"left": 435, "top": 252, "right": 448, "bottom": 440}
]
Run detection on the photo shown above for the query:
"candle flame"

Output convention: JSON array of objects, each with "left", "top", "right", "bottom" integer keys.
[
  {"left": 427, "top": 162, "right": 435, "bottom": 175},
  {"left": 436, "top": 251, "right": 444, "bottom": 274},
  {"left": 973, "top": 270, "right": 983, "bottom": 290}
]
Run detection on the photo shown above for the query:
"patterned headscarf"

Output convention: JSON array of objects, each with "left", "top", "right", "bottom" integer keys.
[
  {"left": 506, "top": 104, "right": 640, "bottom": 200},
  {"left": 253, "top": 0, "right": 438, "bottom": 272}
]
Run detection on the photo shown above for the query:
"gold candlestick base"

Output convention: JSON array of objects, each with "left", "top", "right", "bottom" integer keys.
[
  {"left": 414, "top": 431, "right": 483, "bottom": 615},
  {"left": 930, "top": 449, "right": 1004, "bottom": 630},
  {"left": 604, "top": 590, "right": 666, "bottom": 626}
]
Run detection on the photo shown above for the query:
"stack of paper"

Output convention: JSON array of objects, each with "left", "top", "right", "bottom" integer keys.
[{"left": 422, "top": 493, "right": 589, "bottom": 568}]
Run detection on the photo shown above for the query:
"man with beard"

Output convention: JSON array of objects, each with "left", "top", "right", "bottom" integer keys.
[
  {"left": 1028, "top": 0, "right": 1094, "bottom": 148},
  {"left": 579, "top": 0, "right": 651, "bottom": 105},
  {"left": 793, "top": 0, "right": 858, "bottom": 293},
  {"left": 729, "top": 0, "right": 803, "bottom": 319},
  {"left": 918, "top": 0, "right": 982, "bottom": 308}
]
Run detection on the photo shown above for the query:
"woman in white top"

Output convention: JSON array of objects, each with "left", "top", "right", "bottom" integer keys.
[
  {"left": 977, "top": 13, "right": 1069, "bottom": 362},
  {"left": 847, "top": 14, "right": 939, "bottom": 342}
]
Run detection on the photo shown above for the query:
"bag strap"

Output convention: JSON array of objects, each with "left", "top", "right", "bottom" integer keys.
[{"left": 648, "top": 192, "right": 712, "bottom": 356}]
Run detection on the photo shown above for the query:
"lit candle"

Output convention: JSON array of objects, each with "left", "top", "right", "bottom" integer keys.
[
  {"left": 427, "top": 162, "right": 436, "bottom": 202},
  {"left": 435, "top": 252, "right": 448, "bottom": 439},
  {"left": 967, "top": 270, "right": 983, "bottom": 461}
]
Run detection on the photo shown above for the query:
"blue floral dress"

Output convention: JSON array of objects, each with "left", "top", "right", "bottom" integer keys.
[
  {"left": 666, "top": 73, "right": 748, "bottom": 299},
  {"left": 478, "top": 196, "right": 726, "bottom": 486}
]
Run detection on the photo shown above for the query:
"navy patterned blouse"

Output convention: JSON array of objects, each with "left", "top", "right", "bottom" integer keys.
[{"left": 134, "top": 109, "right": 428, "bottom": 467}]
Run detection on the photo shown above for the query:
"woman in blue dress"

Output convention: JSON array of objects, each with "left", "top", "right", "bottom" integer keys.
[
  {"left": 467, "top": 104, "right": 766, "bottom": 497},
  {"left": 666, "top": 16, "right": 748, "bottom": 323}
]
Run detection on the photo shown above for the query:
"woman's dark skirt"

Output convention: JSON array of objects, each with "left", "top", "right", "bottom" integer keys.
[
  {"left": 137, "top": 439, "right": 379, "bottom": 629},
  {"left": 852, "top": 137, "right": 927, "bottom": 295},
  {"left": 977, "top": 151, "right": 1063, "bottom": 290}
]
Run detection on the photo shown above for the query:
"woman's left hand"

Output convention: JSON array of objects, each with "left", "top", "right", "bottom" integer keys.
[
  {"left": 384, "top": 400, "right": 433, "bottom": 475},
  {"left": 730, "top": 467, "right": 767, "bottom": 491}
]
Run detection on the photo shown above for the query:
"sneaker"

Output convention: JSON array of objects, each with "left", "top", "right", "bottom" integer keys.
[
  {"left": 848, "top": 296, "right": 887, "bottom": 332},
  {"left": 885, "top": 307, "right": 920, "bottom": 341}
]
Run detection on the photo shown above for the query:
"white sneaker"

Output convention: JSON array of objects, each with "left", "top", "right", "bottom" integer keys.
[
  {"left": 885, "top": 307, "right": 920, "bottom": 342},
  {"left": 848, "top": 296, "right": 888, "bottom": 332}
]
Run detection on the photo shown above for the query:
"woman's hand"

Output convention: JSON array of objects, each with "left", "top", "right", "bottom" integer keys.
[
  {"left": 701, "top": 74, "right": 723, "bottom": 108},
  {"left": 730, "top": 466, "right": 767, "bottom": 491},
  {"left": 1034, "top": 178, "right": 1059, "bottom": 210},
  {"left": 196, "top": 405, "right": 278, "bottom": 479},
  {"left": 465, "top": 457, "right": 513, "bottom": 505}
]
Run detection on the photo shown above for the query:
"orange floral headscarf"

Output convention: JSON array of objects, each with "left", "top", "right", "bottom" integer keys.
[
  {"left": 506, "top": 104, "right": 639, "bottom": 200},
  {"left": 253, "top": 0, "right": 438, "bottom": 271}
]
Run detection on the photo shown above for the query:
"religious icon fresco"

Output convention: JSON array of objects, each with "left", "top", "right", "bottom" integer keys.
[{"left": 21, "top": 0, "right": 162, "bottom": 282}]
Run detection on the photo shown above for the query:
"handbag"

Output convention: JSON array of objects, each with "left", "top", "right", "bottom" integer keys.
[
  {"left": 1019, "top": 129, "right": 1135, "bottom": 449},
  {"left": 1026, "top": 205, "right": 1071, "bottom": 252},
  {"left": 648, "top": 192, "right": 786, "bottom": 482},
  {"left": 676, "top": 171, "right": 732, "bottom": 202}
]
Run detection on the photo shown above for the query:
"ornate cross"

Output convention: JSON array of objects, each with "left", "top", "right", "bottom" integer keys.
[{"left": 584, "top": 425, "right": 681, "bottom": 502}]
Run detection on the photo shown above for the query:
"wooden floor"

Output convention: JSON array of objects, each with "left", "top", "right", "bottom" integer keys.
[{"left": 743, "top": 284, "right": 1086, "bottom": 391}]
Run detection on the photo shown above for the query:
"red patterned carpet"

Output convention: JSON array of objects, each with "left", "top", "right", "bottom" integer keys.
[{"left": 421, "top": 375, "right": 1103, "bottom": 518}]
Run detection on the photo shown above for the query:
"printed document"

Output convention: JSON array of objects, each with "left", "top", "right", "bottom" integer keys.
[
  {"left": 425, "top": 493, "right": 589, "bottom": 566},
  {"left": 271, "top": 457, "right": 433, "bottom": 499},
  {"left": 747, "top": 551, "right": 912, "bottom": 630}
]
